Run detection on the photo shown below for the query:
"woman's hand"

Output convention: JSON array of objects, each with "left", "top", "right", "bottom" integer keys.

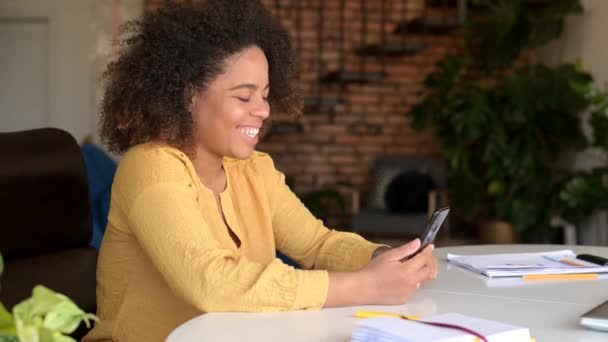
[
  {"left": 324, "top": 239, "right": 438, "bottom": 307},
  {"left": 359, "top": 239, "right": 438, "bottom": 305}
]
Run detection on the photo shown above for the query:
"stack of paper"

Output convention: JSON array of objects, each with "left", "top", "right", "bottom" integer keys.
[
  {"left": 447, "top": 249, "right": 608, "bottom": 278},
  {"left": 352, "top": 313, "right": 532, "bottom": 342}
]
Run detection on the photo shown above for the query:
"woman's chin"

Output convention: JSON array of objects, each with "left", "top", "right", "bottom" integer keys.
[{"left": 230, "top": 147, "right": 256, "bottom": 160}]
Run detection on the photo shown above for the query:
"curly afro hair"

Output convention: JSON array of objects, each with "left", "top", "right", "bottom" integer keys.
[{"left": 100, "top": 0, "right": 301, "bottom": 153}]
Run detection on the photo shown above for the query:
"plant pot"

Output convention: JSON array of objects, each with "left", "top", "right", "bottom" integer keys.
[{"left": 478, "top": 220, "right": 519, "bottom": 244}]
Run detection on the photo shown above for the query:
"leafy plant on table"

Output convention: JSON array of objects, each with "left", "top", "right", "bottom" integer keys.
[{"left": 0, "top": 252, "right": 98, "bottom": 342}]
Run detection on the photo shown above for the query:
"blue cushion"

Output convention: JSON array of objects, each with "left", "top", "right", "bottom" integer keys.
[{"left": 81, "top": 144, "right": 117, "bottom": 250}]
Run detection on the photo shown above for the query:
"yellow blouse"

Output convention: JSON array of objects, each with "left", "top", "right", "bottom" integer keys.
[{"left": 83, "top": 143, "right": 383, "bottom": 342}]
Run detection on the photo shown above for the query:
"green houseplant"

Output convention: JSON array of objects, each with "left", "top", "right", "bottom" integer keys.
[
  {"left": 556, "top": 83, "right": 608, "bottom": 228},
  {"left": 407, "top": 0, "right": 602, "bottom": 241},
  {"left": 0, "top": 252, "right": 98, "bottom": 342}
]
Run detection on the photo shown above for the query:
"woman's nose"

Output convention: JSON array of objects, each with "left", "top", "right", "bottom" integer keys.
[{"left": 251, "top": 99, "right": 270, "bottom": 119}]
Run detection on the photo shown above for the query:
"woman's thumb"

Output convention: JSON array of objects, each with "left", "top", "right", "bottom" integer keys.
[{"left": 382, "top": 239, "right": 421, "bottom": 261}]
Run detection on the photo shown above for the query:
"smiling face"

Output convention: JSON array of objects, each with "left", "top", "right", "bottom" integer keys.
[{"left": 191, "top": 46, "right": 270, "bottom": 161}]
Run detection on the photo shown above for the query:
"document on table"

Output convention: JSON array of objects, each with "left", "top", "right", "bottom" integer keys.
[
  {"left": 447, "top": 249, "right": 608, "bottom": 278},
  {"left": 352, "top": 313, "right": 532, "bottom": 342}
]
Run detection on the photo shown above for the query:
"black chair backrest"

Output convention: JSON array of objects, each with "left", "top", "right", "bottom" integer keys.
[{"left": 0, "top": 128, "right": 93, "bottom": 258}]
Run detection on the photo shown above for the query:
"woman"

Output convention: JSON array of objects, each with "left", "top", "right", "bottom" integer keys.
[{"left": 84, "top": 1, "right": 437, "bottom": 341}]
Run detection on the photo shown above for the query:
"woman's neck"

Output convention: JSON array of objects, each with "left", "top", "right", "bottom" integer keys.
[{"left": 191, "top": 146, "right": 226, "bottom": 195}]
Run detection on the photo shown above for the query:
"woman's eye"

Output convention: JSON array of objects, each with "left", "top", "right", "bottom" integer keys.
[{"left": 236, "top": 97, "right": 250, "bottom": 102}]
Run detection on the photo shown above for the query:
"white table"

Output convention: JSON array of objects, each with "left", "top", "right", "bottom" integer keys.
[{"left": 167, "top": 244, "right": 608, "bottom": 341}]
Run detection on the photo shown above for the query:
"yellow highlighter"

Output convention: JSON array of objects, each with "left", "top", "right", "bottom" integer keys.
[
  {"left": 523, "top": 273, "right": 598, "bottom": 280},
  {"left": 355, "top": 310, "right": 421, "bottom": 321}
]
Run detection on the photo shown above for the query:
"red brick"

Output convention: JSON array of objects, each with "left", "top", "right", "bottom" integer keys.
[
  {"left": 322, "top": 145, "right": 355, "bottom": 154},
  {"left": 329, "top": 155, "right": 358, "bottom": 165},
  {"left": 306, "top": 163, "right": 334, "bottom": 174},
  {"left": 386, "top": 146, "right": 418, "bottom": 155},
  {"left": 316, "top": 124, "right": 346, "bottom": 134},
  {"left": 289, "top": 144, "right": 317, "bottom": 153},
  {"left": 335, "top": 135, "right": 360, "bottom": 145},
  {"left": 356, "top": 145, "right": 383, "bottom": 153}
]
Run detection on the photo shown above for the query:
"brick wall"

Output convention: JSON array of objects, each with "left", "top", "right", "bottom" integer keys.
[
  {"left": 258, "top": 1, "right": 457, "bottom": 195},
  {"left": 145, "top": 0, "right": 461, "bottom": 227}
]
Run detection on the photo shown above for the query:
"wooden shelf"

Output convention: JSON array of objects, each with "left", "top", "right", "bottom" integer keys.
[
  {"left": 303, "top": 97, "right": 344, "bottom": 111},
  {"left": 320, "top": 70, "right": 387, "bottom": 84},
  {"left": 355, "top": 42, "right": 427, "bottom": 57},
  {"left": 394, "top": 17, "right": 459, "bottom": 35},
  {"left": 265, "top": 122, "right": 303, "bottom": 136}
]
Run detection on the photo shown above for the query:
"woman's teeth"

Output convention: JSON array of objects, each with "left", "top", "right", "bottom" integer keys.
[{"left": 240, "top": 127, "right": 259, "bottom": 138}]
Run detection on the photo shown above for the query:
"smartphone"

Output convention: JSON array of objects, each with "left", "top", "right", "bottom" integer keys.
[{"left": 402, "top": 206, "right": 450, "bottom": 261}]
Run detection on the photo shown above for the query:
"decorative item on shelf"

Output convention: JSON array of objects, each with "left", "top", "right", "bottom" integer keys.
[{"left": 407, "top": 0, "right": 588, "bottom": 242}]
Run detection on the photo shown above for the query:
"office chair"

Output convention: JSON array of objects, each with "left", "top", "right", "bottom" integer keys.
[{"left": 0, "top": 127, "right": 97, "bottom": 337}]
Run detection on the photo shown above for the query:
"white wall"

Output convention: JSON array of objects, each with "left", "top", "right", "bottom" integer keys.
[
  {"left": 0, "top": 0, "right": 143, "bottom": 145},
  {"left": 539, "top": 0, "right": 608, "bottom": 86}
]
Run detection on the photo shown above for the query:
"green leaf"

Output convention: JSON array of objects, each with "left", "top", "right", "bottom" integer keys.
[
  {"left": 0, "top": 302, "right": 16, "bottom": 336},
  {"left": 30, "top": 286, "right": 70, "bottom": 317},
  {"left": 12, "top": 299, "right": 33, "bottom": 326},
  {"left": 487, "top": 180, "right": 505, "bottom": 196},
  {"left": 43, "top": 301, "right": 85, "bottom": 334},
  {"left": 591, "top": 110, "right": 608, "bottom": 150},
  {"left": 16, "top": 324, "right": 39, "bottom": 342}
]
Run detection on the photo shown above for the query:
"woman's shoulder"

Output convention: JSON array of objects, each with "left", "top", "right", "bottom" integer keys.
[
  {"left": 121, "top": 142, "right": 187, "bottom": 165},
  {"left": 115, "top": 143, "right": 194, "bottom": 189}
]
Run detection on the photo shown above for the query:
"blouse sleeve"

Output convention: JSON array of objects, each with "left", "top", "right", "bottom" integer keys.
[
  {"left": 256, "top": 154, "right": 385, "bottom": 272},
  {"left": 114, "top": 147, "right": 328, "bottom": 312}
]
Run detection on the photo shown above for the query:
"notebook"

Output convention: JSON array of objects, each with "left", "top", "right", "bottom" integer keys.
[
  {"left": 352, "top": 313, "right": 532, "bottom": 342},
  {"left": 447, "top": 249, "right": 608, "bottom": 278},
  {"left": 580, "top": 299, "right": 608, "bottom": 332}
]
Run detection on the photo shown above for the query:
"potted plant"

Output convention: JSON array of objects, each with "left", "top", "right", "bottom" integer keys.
[
  {"left": 408, "top": 0, "right": 596, "bottom": 242},
  {"left": 0, "top": 252, "right": 98, "bottom": 342},
  {"left": 556, "top": 83, "right": 608, "bottom": 231}
]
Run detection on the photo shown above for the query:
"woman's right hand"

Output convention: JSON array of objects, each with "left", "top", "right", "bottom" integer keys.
[{"left": 358, "top": 239, "right": 437, "bottom": 305}]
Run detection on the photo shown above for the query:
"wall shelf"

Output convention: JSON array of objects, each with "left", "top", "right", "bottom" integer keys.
[
  {"left": 320, "top": 70, "right": 387, "bottom": 84},
  {"left": 394, "top": 17, "right": 459, "bottom": 35},
  {"left": 355, "top": 42, "right": 427, "bottom": 57}
]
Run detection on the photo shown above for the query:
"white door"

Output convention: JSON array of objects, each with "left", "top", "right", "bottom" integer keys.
[
  {"left": 0, "top": 18, "right": 49, "bottom": 132},
  {"left": 0, "top": 0, "right": 94, "bottom": 142}
]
